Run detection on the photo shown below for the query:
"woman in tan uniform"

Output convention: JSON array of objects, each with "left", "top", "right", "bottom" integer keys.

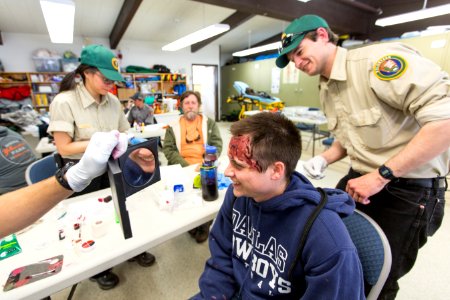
[
  {"left": 48, "top": 45, "right": 154, "bottom": 290},
  {"left": 48, "top": 45, "right": 129, "bottom": 195}
]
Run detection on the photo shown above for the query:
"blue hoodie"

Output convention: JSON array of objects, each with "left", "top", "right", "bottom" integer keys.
[{"left": 194, "top": 171, "right": 365, "bottom": 299}]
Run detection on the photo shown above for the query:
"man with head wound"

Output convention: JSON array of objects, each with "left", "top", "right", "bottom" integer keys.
[{"left": 192, "top": 112, "right": 364, "bottom": 299}]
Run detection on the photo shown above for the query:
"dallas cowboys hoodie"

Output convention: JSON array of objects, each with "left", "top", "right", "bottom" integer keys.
[{"left": 194, "top": 171, "right": 365, "bottom": 299}]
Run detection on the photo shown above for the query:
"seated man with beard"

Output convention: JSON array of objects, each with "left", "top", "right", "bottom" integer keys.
[{"left": 163, "top": 90, "right": 222, "bottom": 243}]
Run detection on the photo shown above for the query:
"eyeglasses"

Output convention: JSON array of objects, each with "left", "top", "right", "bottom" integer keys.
[
  {"left": 278, "top": 29, "right": 315, "bottom": 54},
  {"left": 96, "top": 72, "right": 115, "bottom": 85},
  {"left": 185, "top": 128, "right": 201, "bottom": 144}
]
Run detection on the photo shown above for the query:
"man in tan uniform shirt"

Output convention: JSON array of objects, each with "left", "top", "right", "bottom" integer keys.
[{"left": 276, "top": 15, "right": 450, "bottom": 299}]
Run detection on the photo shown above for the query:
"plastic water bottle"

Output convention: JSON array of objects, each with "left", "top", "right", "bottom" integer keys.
[{"left": 200, "top": 145, "right": 218, "bottom": 201}]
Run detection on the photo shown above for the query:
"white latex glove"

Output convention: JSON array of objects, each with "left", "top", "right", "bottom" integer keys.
[
  {"left": 66, "top": 130, "right": 128, "bottom": 192},
  {"left": 303, "top": 155, "right": 328, "bottom": 179}
]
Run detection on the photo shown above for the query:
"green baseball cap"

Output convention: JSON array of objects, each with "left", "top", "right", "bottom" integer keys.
[
  {"left": 276, "top": 15, "right": 329, "bottom": 68},
  {"left": 80, "top": 45, "right": 124, "bottom": 82}
]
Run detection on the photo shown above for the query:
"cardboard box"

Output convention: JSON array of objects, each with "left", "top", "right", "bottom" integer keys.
[{"left": 117, "top": 88, "right": 136, "bottom": 100}]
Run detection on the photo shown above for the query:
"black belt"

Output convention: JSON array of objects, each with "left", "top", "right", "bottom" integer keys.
[
  {"left": 348, "top": 168, "right": 448, "bottom": 189},
  {"left": 395, "top": 177, "right": 447, "bottom": 189}
]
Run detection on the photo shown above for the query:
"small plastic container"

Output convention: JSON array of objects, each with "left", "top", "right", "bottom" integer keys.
[
  {"left": 33, "top": 57, "right": 62, "bottom": 72},
  {"left": 62, "top": 58, "right": 79, "bottom": 72}
]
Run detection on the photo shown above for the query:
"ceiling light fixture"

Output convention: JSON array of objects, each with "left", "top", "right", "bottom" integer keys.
[
  {"left": 375, "top": 2, "right": 450, "bottom": 27},
  {"left": 297, "top": 0, "right": 312, "bottom": 2},
  {"left": 162, "top": 23, "right": 230, "bottom": 51},
  {"left": 40, "top": 0, "right": 75, "bottom": 44},
  {"left": 232, "top": 42, "right": 281, "bottom": 57}
]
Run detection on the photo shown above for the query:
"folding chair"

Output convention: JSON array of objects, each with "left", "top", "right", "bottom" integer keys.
[
  {"left": 343, "top": 209, "right": 392, "bottom": 300},
  {"left": 322, "top": 136, "right": 334, "bottom": 149},
  {"left": 25, "top": 153, "right": 58, "bottom": 185}
]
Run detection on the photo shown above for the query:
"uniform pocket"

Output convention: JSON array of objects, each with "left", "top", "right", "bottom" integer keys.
[{"left": 348, "top": 106, "right": 392, "bottom": 149}]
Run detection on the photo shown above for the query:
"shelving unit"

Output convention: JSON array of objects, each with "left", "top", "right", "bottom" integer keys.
[
  {"left": 0, "top": 72, "right": 63, "bottom": 111},
  {"left": 1, "top": 72, "right": 186, "bottom": 111},
  {"left": 29, "top": 72, "right": 65, "bottom": 109},
  {"left": 118, "top": 73, "right": 186, "bottom": 102},
  {"left": 0, "top": 72, "right": 33, "bottom": 114}
]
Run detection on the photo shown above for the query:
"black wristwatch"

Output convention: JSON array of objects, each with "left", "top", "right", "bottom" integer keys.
[
  {"left": 55, "top": 162, "right": 75, "bottom": 190},
  {"left": 378, "top": 164, "right": 397, "bottom": 181}
]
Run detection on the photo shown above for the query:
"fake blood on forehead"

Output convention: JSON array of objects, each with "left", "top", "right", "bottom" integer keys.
[{"left": 228, "top": 135, "right": 261, "bottom": 172}]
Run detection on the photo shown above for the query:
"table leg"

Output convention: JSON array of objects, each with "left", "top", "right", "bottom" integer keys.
[
  {"left": 312, "top": 125, "right": 316, "bottom": 156},
  {"left": 67, "top": 283, "right": 78, "bottom": 300}
]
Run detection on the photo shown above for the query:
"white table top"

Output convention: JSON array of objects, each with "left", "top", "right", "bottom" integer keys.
[
  {"left": 128, "top": 123, "right": 167, "bottom": 139},
  {"left": 282, "top": 106, "right": 328, "bottom": 126},
  {"left": 35, "top": 137, "right": 56, "bottom": 154},
  {"left": 0, "top": 165, "right": 224, "bottom": 300},
  {"left": 243, "top": 110, "right": 269, "bottom": 116},
  {"left": 0, "top": 161, "right": 343, "bottom": 300},
  {"left": 153, "top": 111, "right": 180, "bottom": 125}
]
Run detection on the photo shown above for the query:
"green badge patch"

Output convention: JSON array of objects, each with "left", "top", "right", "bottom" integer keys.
[{"left": 374, "top": 55, "right": 407, "bottom": 80}]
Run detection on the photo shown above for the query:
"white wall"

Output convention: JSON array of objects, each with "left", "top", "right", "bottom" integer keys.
[{"left": 0, "top": 32, "right": 221, "bottom": 89}]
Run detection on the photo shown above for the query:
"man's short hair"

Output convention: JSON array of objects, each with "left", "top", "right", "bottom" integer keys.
[
  {"left": 230, "top": 112, "right": 301, "bottom": 177},
  {"left": 305, "top": 28, "right": 339, "bottom": 45}
]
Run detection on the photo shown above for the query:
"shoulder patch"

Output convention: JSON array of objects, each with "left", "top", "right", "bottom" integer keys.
[{"left": 373, "top": 54, "right": 407, "bottom": 81}]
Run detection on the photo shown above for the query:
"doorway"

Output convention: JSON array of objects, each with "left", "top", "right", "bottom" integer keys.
[{"left": 192, "top": 64, "right": 219, "bottom": 121}]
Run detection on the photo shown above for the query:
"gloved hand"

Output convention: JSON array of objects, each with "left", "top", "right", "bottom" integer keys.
[
  {"left": 66, "top": 130, "right": 128, "bottom": 192},
  {"left": 303, "top": 155, "right": 328, "bottom": 179}
]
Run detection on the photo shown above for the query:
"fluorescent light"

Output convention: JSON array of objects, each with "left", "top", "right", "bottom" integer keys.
[
  {"left": 232, "top": 42, "right": 281, "bottom": 57},
  {"left": 298, "top": 0, "right": 312, "bottom": 2},
  {"left": 427, "top": 25, "right": 450, "bottom": 31},
  {"left": 162, "top": 24, "right": 230, "bottom": 51},
  {"left": 375, "top": 4, "right": 450, "bottom": 27},
  {"left": 40, "top": 0, "right": 75, "bottom": 43}
]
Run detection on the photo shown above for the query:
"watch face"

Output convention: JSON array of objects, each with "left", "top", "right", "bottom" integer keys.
[
  {"left": 379, "top": 165, "right": 395, "bottom": 179},
  {"left": 380, "top": 169, "right": 390, "bottom": 176}
]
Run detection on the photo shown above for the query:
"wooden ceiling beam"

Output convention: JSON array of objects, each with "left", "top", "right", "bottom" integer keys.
[
  {"left": 190, "top": 0, "right": 374, "bottom": 35},
  {"left": 190, "top": 0, "right": 450, "bottom": 44},
  {"left": 109, "top": 0, "right": 143, "bottom": 49},
  {"left": 191, "top": 11, "right": 254, "bottom": 53}
]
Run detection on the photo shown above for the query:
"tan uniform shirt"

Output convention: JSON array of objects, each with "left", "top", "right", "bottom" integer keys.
[
  {"left": 320, "top": 43, "right": 450, "bottom": 178},
  {"left": 48, "top": 81, "right": 130, "bottom": 159}
]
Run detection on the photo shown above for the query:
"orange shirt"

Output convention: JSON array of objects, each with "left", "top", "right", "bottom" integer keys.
[{"left": 180, "top": 115, "right": 204, "bottom": 165}]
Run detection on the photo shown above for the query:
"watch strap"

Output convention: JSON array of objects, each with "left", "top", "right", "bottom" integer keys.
[
  {"left": 378, "top": 164, "right": 397, "bottom": 180},
  {"left": 55, "top": 162, "right": 75, "bottom": 190}
]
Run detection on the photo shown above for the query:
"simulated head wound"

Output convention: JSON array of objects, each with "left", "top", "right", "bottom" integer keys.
[{"left": 228, "top": 135, "right": 262, "bottom": 172}]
